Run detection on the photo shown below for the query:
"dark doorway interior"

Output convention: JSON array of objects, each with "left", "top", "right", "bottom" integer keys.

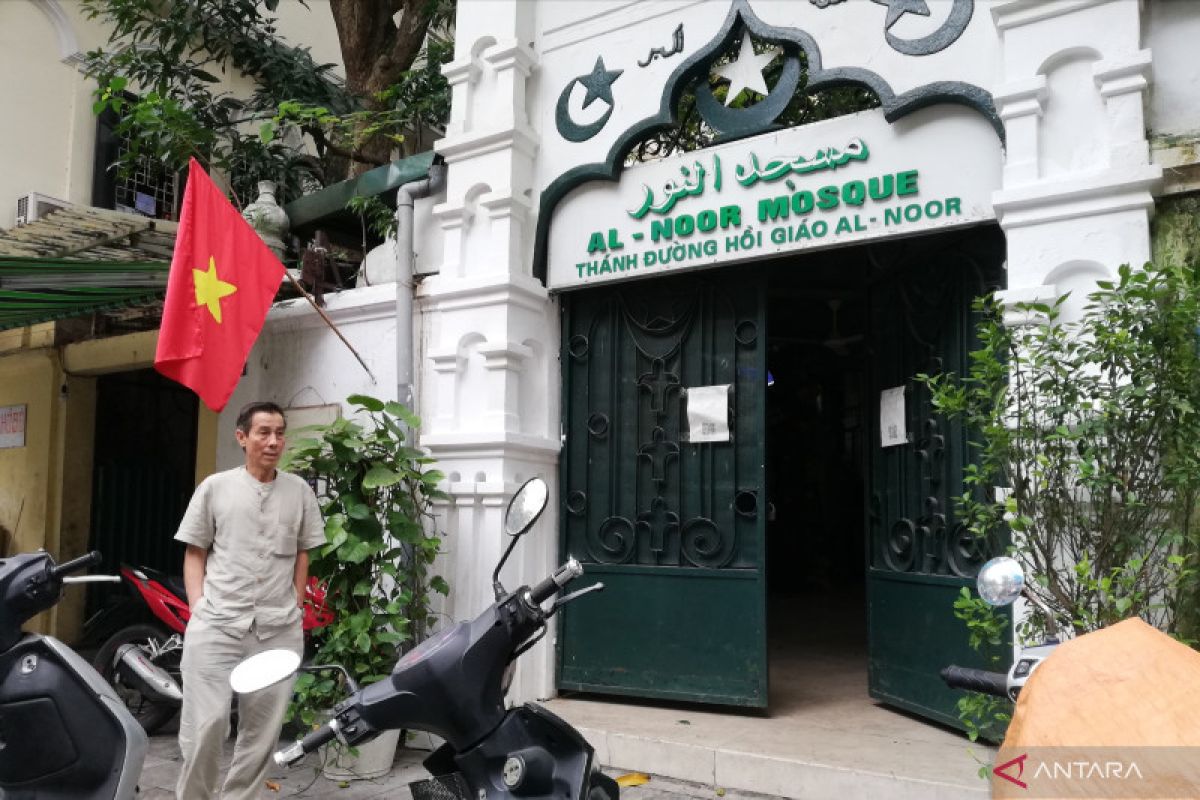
[
  {"left": 763, "top": 227, "right": 1008, "bottom": 719},
  {"left": 766, "top": 252, "right": 871, "bottom": 709},
  {"left": 86, "top": 369, "right": 198, "bottom": 620}
]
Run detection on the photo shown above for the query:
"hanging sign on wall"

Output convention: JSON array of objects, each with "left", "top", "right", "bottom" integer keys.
[
  {"left": 546, "top": 105, "right": 1001, "bottom": 290},
  {"left": 0, "top": 405, "right": 26, "bottom": 449}
]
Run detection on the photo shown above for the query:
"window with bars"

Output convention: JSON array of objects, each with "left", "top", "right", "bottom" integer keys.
[{"left": 92, "top": 101, "right": 181, "bottom": 220}]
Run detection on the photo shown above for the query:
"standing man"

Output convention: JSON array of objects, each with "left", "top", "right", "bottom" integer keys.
[{"left": 174, "top": 401, "right": 326, "bottom": 799}]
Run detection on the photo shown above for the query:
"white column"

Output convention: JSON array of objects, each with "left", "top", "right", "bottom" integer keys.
[{"left": 418, "top": 0, "right": 560, "bottom": 703}]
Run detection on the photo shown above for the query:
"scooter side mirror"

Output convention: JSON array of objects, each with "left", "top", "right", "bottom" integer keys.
[
  {"left": 230, "top": 649, "right": 301, "bottom": 694},
  {"left": 976, "top": 556, "right": 1025, "bottom": 607},
  {"left": 504, "top": 478, "right": 549, "bottom": 539},
  {"left": 492, "top": 478, "right": 551, "bottom": 600}
]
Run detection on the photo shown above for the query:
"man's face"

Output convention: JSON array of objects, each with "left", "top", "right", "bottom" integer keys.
[{"left": 236, "top": 411, "right": 286, "bottom": 472}]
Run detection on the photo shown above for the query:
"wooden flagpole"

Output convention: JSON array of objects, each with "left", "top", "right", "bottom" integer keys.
[{"left": 283, "top": 271, "right": 377, "bottom": 384}]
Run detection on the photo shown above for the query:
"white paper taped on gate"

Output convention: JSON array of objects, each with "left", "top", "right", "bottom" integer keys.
[
  {"left": 879, "top": 386, "right": 907, "bottom": 447},
  {"left": 683, "top": 385, "right": 731, "bottom": 443}
]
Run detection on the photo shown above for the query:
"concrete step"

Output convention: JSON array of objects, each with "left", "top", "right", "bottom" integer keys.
[{"left": 545, "top": 695, "right": 993, "bottom": 800}]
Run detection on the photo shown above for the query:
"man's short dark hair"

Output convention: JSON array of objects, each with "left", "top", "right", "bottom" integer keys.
[{"left": 236, "top": 401, "right": 286, "bottom": 434}]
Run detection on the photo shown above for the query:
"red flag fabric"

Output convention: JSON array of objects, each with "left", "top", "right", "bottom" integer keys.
[{"left": 155, "top": 159, "right": 285, "bottom": 411}]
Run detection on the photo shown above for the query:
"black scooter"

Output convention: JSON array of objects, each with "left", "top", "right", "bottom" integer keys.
[
  {"left": 0, "top": 550, "right": 146, "bottom": 799},
  {"left": 234, "top": 477, "right": 619, "bottom": 800}
]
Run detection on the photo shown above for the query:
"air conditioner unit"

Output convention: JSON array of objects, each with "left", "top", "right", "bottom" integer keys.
[{"left": 15, "top": 192, "right": 71, "bottom": 226}]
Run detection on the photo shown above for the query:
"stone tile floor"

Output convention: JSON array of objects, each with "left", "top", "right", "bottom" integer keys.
[{"left": 141, "top": 729, "right": 758, "bottom": 800}]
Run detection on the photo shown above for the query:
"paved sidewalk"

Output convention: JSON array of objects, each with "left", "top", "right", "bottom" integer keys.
[{"left": 141, "top": 731, "right": 760, "bottom": 800}]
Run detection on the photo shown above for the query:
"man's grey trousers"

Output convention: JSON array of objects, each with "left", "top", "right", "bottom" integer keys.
[{"left": 176, "top": 617, "right": 302, "bottom": 800}]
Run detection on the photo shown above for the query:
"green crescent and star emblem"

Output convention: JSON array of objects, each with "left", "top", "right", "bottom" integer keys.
[{"left": 555, "top": 57, "right": 623, "bottom": 143}]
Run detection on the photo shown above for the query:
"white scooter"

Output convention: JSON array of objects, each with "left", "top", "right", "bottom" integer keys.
[{"left": 0, "top": 550, "right": 146, "bottom": 799}]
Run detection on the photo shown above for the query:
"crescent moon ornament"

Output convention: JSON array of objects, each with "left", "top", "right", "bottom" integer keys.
[
  {"left": 556, "top": 57, "right": 624, "bottom": 143},
  {"left": 877, "top": 0, "right": 974, "bottom": 56}
]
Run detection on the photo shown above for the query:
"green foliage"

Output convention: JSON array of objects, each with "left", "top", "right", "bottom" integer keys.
[
  {"left": 266, "top": 34, "right": 454, "bottom": 161},
  {"left": 81, "top": 0, "right": 453, "bottom": 207},
  {"left": 82, "top": 0, "right": 346, "bottom": 203},
  {"left": 281, "top": 395, "right": 447, "bottom": 729},
  {"left": 952, "top": 588, "right": 1013, "bottom": 742},
  {"left": 345, "top": 196, "right": 399, "bottom": 243},
  {"left": 922, "top": 263, "right": 1200, "bottom": 645}
]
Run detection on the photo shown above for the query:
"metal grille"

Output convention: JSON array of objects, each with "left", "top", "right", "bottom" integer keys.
[
  {"left": 409, "top": 774, "right": 471, "bottom": 800},
  {"left": 113, "top": 147, "right": 177, "bottom": 220}
]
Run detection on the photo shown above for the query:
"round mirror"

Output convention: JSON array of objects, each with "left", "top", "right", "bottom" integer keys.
[
  {"left": 229, "top": 649, "right": 301, "bottom": 694},
  {"left": 504, "top": 478, "right": 549, "bottom": 538},
  {"left": 977, "top": 556, "right": 1025, "bottom": 607}
]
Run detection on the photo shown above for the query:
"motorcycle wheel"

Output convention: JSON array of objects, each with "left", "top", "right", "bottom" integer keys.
[{"left": 93, "top": 622, "right": 182, "bottom": 734}]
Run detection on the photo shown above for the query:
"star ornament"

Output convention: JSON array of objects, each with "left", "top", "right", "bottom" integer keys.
[
  {"left": 870, "top": 0, "right": 931, "bottom": 29},
  {"left": 193, "top": 256, "right": 238, "bottom": 324},
  {"left": 578, "top": 57, "right": 623, "bottom": 110},
  {"left": 712, "top": 34, "right": 780, "bottom": 107}
]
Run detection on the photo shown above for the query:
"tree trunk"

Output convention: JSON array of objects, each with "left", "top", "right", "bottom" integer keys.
[{"left": 329, "top": 0, "right": 437, "bottom": 174}]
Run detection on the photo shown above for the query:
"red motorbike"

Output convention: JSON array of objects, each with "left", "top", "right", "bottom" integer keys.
[{"left": 89, "top": 564, "right": 332, "bottom": 733}]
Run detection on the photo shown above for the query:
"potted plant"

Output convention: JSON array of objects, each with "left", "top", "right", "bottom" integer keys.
[{"left": 281, "top": 394, "right": 447, "bottom": 779}]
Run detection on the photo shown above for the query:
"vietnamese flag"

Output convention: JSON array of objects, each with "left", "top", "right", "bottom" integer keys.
[{"left": 155, "top": 159, "right": 285, "bottom": 411}]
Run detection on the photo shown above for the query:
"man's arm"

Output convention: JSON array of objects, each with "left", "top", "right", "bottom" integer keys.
[
  {"left": 293, "top": 550, "right": 310, "bottom": 608},
  {"left": 183, "top": 545, "right": 208, "bottom": 611}
]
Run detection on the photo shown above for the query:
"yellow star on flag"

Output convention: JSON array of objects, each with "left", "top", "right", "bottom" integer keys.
[{"left": 193, "top": 256, "right": 238, "bottom": 323}]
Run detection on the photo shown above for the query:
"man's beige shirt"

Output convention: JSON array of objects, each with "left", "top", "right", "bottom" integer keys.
[{"left": 175, "top": 467, "right": 325, "bottom": 637}]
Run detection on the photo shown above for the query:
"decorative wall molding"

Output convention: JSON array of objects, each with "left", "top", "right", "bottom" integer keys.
[
  {"left": 419, "top": 431, "right": 561, "bottom": 458},
  {"left": 994, "top": 76, "right": 1049, "bottom": 121},
  {"left": 31, "top": 0, "right": 82, "bottom": 65},
  {"left": 435, "top": 124, "right": 539, "bottom": 163},
  {"left": 993, "top": 165, "right": 1161, "bottom": 229},
  {"left": 991, "top": 0, "right": 1115, "bottom": 31},
  {"left": 418, "top": 273, "right": 550, "bottom": 315}
]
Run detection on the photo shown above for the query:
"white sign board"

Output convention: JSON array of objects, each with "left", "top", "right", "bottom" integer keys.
[
  {"left": 879, "top": 387, "right": 907, "bottom": 448},
  {"left": 685, "top": 385, "right": 731, "bottom": 443},
  {"left": 0, "top": 405, "right": 27, "bottom": 448},
  {"left": 547, "top": 106, "right": 1001, "bottom": 290}
]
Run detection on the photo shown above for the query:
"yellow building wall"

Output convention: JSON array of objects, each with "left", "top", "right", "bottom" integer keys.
[
  {"left": 0, "top": 327, "right": 219, "bottom": 641},
  {"left": 0, "top": 334, "right": 63, "bottom": 635}
]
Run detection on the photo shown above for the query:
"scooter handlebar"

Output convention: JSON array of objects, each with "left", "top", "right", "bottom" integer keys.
[
  {"left": 50, "top": 551, "right": 102, "bottom": 579},
  {"left": 940, "top": 665, "right": 1009, "bottom": 698},
  {"left": 528, "top": 558, "right": 584, "bottom": 605},
  {"left": 274, "top": 719, "right": 340, "bottom": 768}
]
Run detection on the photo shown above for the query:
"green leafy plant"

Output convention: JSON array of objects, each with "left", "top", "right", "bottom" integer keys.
[
  {"left": 922, "top": 263, "right": 1200, "bottom": 648},
  {"left": 81, "top": 0, "right": 454, "bottom": 204},
  {"left": 280, "top": 395, "right": 447, "bottom": 729},
  {"left": 951, "top": 587, "right": 1013, "bottom": 743}
]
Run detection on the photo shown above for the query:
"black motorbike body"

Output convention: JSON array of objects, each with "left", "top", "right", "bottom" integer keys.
[
  {"left": 0, "top": 552, "right": 146, "bottom": 799},
  {"left": 272, "top": 479, "right": 616, "bottom": 800},
  {"left": 297, "top": 588, "right": 612, "bottom": 800},
  {"left": 425, "top": 703, "right": 610, "bottom": 800}
]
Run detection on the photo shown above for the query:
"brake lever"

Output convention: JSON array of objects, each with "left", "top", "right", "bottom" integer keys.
[{"left": 546, "top": 583, "right": 605, "bottom": 618}]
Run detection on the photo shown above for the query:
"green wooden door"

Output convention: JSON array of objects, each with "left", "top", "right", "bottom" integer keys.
[
  {"left": 866, "top": 231, "right": 1010, "bottom": 727},
  {"left": 558, "top": 271, "right": 768, "bottom": 707}
]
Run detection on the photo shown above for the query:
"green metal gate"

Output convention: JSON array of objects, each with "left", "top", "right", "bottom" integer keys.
[
  {"left": 558, "top": 271, "right": 769, "bottom": 707},
  {"left": 865, "top": 230, "right": 1010, "bottom": 727}
]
